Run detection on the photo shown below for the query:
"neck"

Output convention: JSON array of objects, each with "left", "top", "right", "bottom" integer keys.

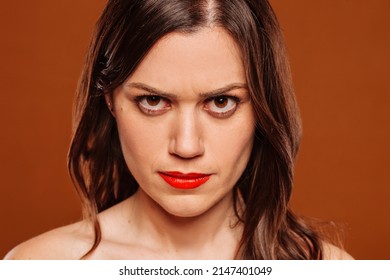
[{"left": 128, "top": 188, "right": 242, "bottom": 259}]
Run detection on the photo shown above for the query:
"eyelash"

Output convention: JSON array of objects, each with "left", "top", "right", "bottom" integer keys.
[
  {"left": 204, "top": 95, "right": 241, "bottom": 118},
  {"left": 134, "top": 94, "right": 171, "bottom": 115},
  {"left": 134, "top": 94, "right": 241, "bottom": 118}
]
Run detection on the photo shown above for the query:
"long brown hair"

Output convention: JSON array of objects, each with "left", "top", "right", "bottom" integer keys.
[{"left": 68, "top": 0, "right": 324, "bottom": 259}]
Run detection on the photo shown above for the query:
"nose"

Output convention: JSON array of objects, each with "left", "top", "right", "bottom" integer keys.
[{"left": 169, "top": 109, "right": 204, "bottom": 159}]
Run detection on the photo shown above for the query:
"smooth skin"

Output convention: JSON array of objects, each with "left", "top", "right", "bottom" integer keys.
[{"left": 4, "top": 27, "right": 353, "bottom": 260}]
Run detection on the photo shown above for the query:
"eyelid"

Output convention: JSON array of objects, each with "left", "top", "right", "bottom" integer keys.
[
  {"left": 204, "top": 94, "right": 240, "bottom": 103},
  {"left": 203, "top": 95, "right": 241, "bottom": 118},
  {"left": 133, "top": 92, "right": 241, "bottom": 117},
  {"left": 134, "top": 94, "right": 172, "bottom": 115}
]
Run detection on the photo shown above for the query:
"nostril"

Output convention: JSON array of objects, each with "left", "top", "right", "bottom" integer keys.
[
  {"left": 169, "top": 137, "right": 204, "bottom": 159},
  {"left": 168, "top": 111, "right": 204, "bottom": 159}
]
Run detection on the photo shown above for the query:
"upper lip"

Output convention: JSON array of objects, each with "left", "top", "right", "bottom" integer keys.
[{"left": 159, "top": 171, "right": 211, "bottom": 179}]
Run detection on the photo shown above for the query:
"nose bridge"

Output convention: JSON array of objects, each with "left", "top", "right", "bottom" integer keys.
[{"left": 170, "top": 106, "right": 204, "bottom": 158}]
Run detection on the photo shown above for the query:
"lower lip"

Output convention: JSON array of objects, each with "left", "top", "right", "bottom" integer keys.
[{"left": 158, "top": 172, "right": 211, "bottom": 189}]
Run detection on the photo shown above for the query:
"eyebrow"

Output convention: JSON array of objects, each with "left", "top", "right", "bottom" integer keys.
[{"left": 125, "top": 82, "right": 247, "bottom": 99}]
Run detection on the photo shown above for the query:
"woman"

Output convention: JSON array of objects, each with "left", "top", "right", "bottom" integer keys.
[{"left": 5, "top": 0, "right": 352, "bottom": 259}]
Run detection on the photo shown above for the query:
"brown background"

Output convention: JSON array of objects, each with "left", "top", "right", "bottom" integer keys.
[{"left": 0, "top": 0, "right": 389, "bottom": 259}]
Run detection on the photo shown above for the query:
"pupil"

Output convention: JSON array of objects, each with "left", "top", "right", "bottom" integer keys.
[
  {"left": 147, "top": 96, "right": 160, "bottom": 106},
  {"left": 215, "top": 97, "right": 227, "bottom": 108}
]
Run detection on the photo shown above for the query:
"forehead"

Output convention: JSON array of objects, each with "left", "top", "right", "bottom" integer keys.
[{"left": 127, "top": 27, "right": 246, "bottom": 93}]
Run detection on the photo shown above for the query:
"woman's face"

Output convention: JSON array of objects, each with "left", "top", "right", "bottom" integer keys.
[{"left": 111, "top": 27, "right": 255, "bottom": 217}]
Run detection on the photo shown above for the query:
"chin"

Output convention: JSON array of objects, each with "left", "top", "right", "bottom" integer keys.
[
  {"left": 162, "top": 192, "right": 233, "bottom": 219},
  {"left": 163, "top": 204, "right": 208, "bottom": 218},
  {"left": 158, "top": 197, "right": 213, "bottom": 219}
]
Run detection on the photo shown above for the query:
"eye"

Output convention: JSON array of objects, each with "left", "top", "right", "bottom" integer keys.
[
  {"left": 136, "top": 95, "right": 171, "bottom": 115},
  {"left": 204, "top": 95, "right": 239, "bottom": 118}
]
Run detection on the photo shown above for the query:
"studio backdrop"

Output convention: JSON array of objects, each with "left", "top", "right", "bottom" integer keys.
[{"left": 0, "top": 0, "right": 389, "bottom": 259}]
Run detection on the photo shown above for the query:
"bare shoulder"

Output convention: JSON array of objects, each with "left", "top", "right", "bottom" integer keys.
[
  {"left": 4, "top": 221, "right": 94, "bottom": 260},
  {"left": 4, "top": 199, "right": 135, "bottom": 260},
  {"left": 322, "top": 242, "right": 354, "bottom": 260}
]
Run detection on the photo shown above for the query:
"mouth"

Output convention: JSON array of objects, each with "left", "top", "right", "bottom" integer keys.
[{"left": 158, "top": 171, "right": 211, "bottom": 189}]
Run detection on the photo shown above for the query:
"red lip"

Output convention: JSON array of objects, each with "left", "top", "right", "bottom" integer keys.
[{"left": 158, "top": 171, "right": 211, "bottom": 189}]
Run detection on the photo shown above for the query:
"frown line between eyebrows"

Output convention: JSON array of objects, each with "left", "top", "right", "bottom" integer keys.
[{"left": 125, "top": 82, "right": 248, "bottom": 99}]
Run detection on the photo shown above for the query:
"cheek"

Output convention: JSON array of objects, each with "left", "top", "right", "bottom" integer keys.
[
  {"left": 205, "top": 115, "right": 255, "bottom": 172},
  {"left": 115, "top": 113, "right": 168, "bottom": 171}
]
